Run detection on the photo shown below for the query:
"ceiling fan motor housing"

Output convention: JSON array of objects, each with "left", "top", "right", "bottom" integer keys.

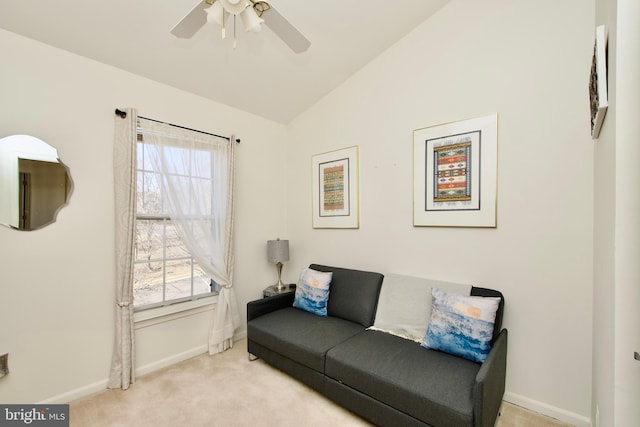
[{"left": 218, "top": 0, "right": 249, "bottom": 15}]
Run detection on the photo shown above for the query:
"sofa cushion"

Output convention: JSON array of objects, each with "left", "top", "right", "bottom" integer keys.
[
  {"left": 422, "top": 288, "right": 500, "bottom": 363},
  {"left": 309, "top": 264, "right": 383, "bottom": 327},
  {"left": 325, "top": 330, "right": 480, "bottom": 427},
  {"left": 248, "top": 307, "right": 365, "bottom": 372},
  {"left": 292, "top": 267, "right": 333, "bottom": 316}
]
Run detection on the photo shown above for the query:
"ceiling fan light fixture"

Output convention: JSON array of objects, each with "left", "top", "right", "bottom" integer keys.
[
  {"left": 205, "top": 1, "right": 228, "bottom": 26},
  {"left": 240, "top": 6, "right": 264, "bottom": 33},
  {"left": 218, "top": 0, "right": 250, "bottom": 16},
  {"left": 171, "top": 0, "right": 310, "bottom": 53}
]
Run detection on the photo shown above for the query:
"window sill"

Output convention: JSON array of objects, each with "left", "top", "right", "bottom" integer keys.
[{"left": 134, "top": 295, "right": 217, "bottom": 329}]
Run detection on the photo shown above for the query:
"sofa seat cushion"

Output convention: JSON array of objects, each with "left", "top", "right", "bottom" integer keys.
[
  {"left": 325, "top": 329, "right": 481, "bottom": 427},
  {"left": 248, "top": 307, "right": 366, "bottom": 372}
]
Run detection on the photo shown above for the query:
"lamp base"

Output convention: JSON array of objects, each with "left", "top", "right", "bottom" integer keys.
[
  {"left": 274, "top": 262, "right": 287, "bottom": 292},
  {"left": 274, "top": 280, "right": 288, "bottom": 292}
]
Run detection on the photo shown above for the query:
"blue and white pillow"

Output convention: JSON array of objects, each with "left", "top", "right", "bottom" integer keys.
[
  {"left": 421, "top": 288, "right": 500, "bottom": 363},
  {"left": 293, "top": 268, "right": 333, "bottom": 316}
]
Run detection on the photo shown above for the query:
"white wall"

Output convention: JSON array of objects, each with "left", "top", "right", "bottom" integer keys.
[
  {"left": 593, "top": 1, "right": 616, "bottom": 425},
  {"left": 286, "top": 0, "right": 594, "bottom": 424},
  {"left": 0, "top": 29, "right": 287, "bottom": 403}
]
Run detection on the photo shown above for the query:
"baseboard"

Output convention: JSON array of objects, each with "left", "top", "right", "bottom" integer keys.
[
  {"left": 39, "top": 333, "right": 249, "bottom": 405},
  {"left": 136, "top": 345, "right": 209, "bottom": 377},
  {"left": 38, "top": 378, "right": 110, "bottom": 404},
  {"left": 137, "top": 331, "right": 246, "bottom": 377},
  {"left": 503, "top": 391, "right": 591, "bottom": 427},
  {"left": 37, "top": 346, "right": 208, "bottom": 405}
]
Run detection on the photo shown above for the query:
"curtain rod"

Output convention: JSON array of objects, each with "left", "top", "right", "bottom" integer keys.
[{"left": 114, "top": 109, "right": 240, "bottom": 143}]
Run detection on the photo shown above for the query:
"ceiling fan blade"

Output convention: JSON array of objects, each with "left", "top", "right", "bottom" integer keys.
[
  {"left": 170, "top": 1, "right": 209, "bottom": 39},
  {"left": 263, "top": 4, "right": 311, "bottom": 53}
]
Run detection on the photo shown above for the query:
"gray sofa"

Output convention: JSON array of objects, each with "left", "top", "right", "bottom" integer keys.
[{"left": 247, "top": 264, "right": 507, "bottom": 427}]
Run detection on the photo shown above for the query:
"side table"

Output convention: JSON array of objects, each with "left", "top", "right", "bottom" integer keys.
[{"left": 263, "top": 283, "right": 296, "bottom": 298}]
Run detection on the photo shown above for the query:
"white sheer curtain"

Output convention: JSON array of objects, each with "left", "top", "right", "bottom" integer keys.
[
  {"left": 109, "top": 108, "right": 137, "bottom": 390},
  {"left": 138, "top": 118, "right": 240, "bottom": 355}
]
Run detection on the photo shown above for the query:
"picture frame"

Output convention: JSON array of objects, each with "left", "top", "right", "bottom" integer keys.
[
  {"left": 312, "top": 146, "right": 359, "bottom": 228},
  {"left": 413, "top": 114, "right": 498, "bottom": 228},
  {"left": 589, "top": 24, "right": 608, "bottom": 139}
]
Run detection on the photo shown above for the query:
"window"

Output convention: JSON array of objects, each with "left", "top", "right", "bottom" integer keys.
[{"left": 133, "top": 134, "right": 217, "bottom": 310}]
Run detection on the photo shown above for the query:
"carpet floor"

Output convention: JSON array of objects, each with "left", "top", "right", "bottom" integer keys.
[{"left": 70, "top": 339, "right": 572, "bottom": 426}]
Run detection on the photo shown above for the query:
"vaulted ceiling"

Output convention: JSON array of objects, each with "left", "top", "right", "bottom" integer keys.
[{"left": 0, "top": 0, "right": 450, "bottom": 123}]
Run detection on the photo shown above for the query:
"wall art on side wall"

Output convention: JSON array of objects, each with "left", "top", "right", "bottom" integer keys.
[
  {"left": 589, "top": 24, "right": 608, "bottom": 139},
  {"left": 413, "top": 114, "right": 497, "bottom": 228},
  {"left": 312, "top": 146, "right": 359, "bottom": 228}
]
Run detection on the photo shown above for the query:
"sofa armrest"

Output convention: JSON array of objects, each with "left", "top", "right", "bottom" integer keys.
[
  {"left": 247, "top": 292, "right": 295, "bottom": 322},
  {"left": 473, "top": 328, "right": 508, "bottom": 427}
]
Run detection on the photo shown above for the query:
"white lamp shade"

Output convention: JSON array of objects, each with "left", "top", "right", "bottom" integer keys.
[
  {"left": 219, "top": 0, "right": 250, "bottom": 16},
  {"left": 205, "top": 2, "right": 228, "bottom": 26},
  {"left": 240, "top": 6, "right": 264, "bottom": 33},
  {"left": 267, "top": 239, "right": 289, "bottom": 263}
]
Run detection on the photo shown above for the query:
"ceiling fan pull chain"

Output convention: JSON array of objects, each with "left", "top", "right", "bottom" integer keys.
[
  {"left": 233, "top": 15, "right": 237, "bottom": 49},
  {"left": 221, "top": 11, "right": 226, "bottom": 39}
]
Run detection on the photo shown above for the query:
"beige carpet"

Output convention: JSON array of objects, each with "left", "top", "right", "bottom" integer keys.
[{"left": 70, "top": 339, "right": 572, "bottom": 426}]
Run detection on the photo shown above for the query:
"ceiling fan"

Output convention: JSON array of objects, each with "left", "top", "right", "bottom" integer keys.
[{"left": 171, "top": 0, "right": 311, "bottom": 53}]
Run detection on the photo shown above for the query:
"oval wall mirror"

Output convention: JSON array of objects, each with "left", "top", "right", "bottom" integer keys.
[{"left": 0, "top": 135, "right": 73, "bottom": 231}]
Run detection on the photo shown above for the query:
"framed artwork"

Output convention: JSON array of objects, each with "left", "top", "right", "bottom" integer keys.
[
  {"left": 413, "top": 114, "right": 497, "bottom": 228},
  {"left": 312, "top": 146, "right": 359, "bottom": 228},
  {"left": 589, "top": 24, "right": 608, "bottom": 139}
]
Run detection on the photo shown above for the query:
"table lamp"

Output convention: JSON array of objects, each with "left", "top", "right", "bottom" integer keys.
[{"left": 267, "top": 238, "right": 289, "bottom": 291}]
